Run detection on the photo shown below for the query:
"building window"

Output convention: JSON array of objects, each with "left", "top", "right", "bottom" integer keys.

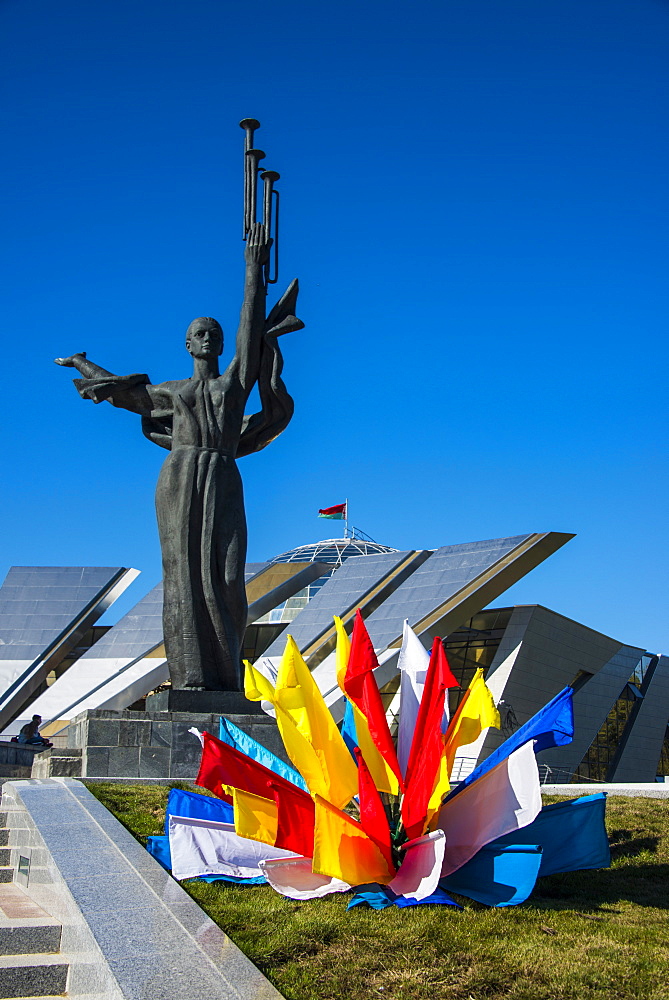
[
  {"left": 574, "top": 683, "right": 642, "bottom": 782},
  {"left": 657, "top": 726, "right": 669, "bottom": 777},
  {"left": 442, "top": 608, "right": 512, "bottom": 716}
]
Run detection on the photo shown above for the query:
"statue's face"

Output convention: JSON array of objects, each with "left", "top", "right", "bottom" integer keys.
[{"left": 186, "top": 320, "right": 223, "bottom": 358}]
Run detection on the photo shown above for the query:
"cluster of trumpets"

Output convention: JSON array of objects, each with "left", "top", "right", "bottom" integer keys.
[{"left": 240, "top": 117, "right": 279, "bottom": 285}]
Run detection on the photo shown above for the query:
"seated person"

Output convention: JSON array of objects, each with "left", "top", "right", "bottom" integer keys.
[{"left": 17, "top": 715, "right": 53, "bottom": 749}]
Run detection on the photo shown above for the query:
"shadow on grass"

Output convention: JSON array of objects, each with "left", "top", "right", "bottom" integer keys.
[
  {"left": 530, "top": 861, "right": 669, "bottom": 911},
  {"left": 608, "top": 831, "right": 660, "bottom": 858}
]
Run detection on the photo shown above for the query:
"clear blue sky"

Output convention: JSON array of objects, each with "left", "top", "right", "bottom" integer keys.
[{"left": 2, "top": 0, "right": 667, "bottom": 652}]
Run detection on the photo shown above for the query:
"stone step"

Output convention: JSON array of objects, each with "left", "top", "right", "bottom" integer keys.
[
  {"left": 0, "top": 954, "right": 68, "bottom": 998},
  {"left": 0, "top": 770, "right": 31, "bottom": 782},
  {"left": 14, "top": 996, "right": 107, "bottom": 1000},
  {"left": 0, "top": 873, "right": 12, "bottom": 886},
  {"left": 0, "top": 855, "right": 9, "bottom": 870},
  {"left": 0, "top": 885, "right": 53, "bottom": 923},
  {"left": 0, "top": 885, "right": 63, "bottom": 962},
  {"left": 0, "top": 834, "right": 8, "bottom": 850},
  {"left": 0, "top": 925, "right": 61, "bottom": 958}
]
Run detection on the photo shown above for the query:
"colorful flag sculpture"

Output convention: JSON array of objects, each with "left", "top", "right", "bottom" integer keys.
[{"left": 174, "top": 609, "right": 610, "bottom": 912}]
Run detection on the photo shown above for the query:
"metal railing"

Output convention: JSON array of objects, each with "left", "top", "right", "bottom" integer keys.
[{"left": 537, "top": 764, "right": 611, "bottom": 785}]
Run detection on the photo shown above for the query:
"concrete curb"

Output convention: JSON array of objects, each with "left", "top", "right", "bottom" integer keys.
[{"left": 541, "top": 783, "right": 669, "bottom": 798}]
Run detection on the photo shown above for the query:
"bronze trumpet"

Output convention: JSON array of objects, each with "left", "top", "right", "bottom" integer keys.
[
  {"left": 239, "top": 118, "right": 280, "bottom": 285},
  {"left": 239, "top": 118, "right": 260, "bottom": 238},
  {"left": 261, "top": 170, "right": 280, "bottom": 285}
]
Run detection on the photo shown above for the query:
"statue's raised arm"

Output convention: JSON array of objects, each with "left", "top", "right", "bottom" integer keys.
[{"left": 227, "top": 222, "right": 272, "bottom": 399}]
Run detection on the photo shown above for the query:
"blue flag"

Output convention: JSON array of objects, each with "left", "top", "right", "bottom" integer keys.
[
  {"left": 164, "top": 786, "right": 233, "bottom": 835},
  {"left": 154, "top": 788, "right": 266, "bottom": 883},
  {"left": 440, "top": 843, "right": 543, "bottom": 907},
  {"left": 146, "top": 836, "right": 265, "bottom": 883},
  {"left": 492, "top": 793, "right": 610, "bottom": 876},
  {"left": 146, "top": 835, "right": 172, "bottom": 871},
  {"left": 347, "top": 885, "right": 462, "bottom": 911},
  {"left": 447, "top": 686, "right": 574, "bottom": 802},
  {"left": 218, "top": 715, "right": 308, "bottom": 792},
  {"left": 340, "top": 698, "right": 359, "bottom": 762}
]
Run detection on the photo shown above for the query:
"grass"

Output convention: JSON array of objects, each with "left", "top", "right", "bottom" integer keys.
[{"left": 85, "top": 782, "right": 669, "bottom": 1000}]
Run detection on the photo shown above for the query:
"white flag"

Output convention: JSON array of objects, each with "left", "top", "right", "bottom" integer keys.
[
  {"left": 437, "top": 740, "right": 542, "bottom": 877},
  {"left": 396, "top": 620, "right": 430, "bottom": 777},
  {"left": 168, "top": 815, "right": 298, "bottom": 881},
  {"left": 260, "top": 856, "right": 351, "bottom": 900},
  {"left": 388, "top": 830, "right": 446, "bottom": 901}
]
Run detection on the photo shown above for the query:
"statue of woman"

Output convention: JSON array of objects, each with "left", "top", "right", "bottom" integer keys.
[{"left": 55, "top": 224, "right": 303, "bottom": 691}]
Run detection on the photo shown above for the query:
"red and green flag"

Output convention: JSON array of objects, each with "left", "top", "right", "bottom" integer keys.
[{"left": 318, "top": 502, "right": 347, "bottom": 520}]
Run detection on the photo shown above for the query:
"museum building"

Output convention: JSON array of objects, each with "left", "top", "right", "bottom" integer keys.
[{"left": 0, "top": 530, "right": 667, "bottom": 783}]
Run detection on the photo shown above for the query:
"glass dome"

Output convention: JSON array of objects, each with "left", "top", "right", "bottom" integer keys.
[{"left": 255, "top": 536, "right": 398, "bottom": 624}]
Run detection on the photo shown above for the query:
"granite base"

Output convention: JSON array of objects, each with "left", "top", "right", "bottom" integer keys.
[
  {"left": 145, "top": 689, "right": 264, "bottom": 715},
  {"left": 32, "top": 707, "right": 286, "bottom": 780}
]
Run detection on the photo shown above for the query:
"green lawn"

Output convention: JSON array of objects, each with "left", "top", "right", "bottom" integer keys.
[{"left": 86, "top": 782, "right": 669, "bottom": 1000}]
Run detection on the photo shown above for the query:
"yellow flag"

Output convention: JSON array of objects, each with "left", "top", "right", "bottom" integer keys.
[
  {"left": 312, "top": 794, "right": 395, "bottom": 885},
  {"left": 334, "top": 615, "right": 351, "bottom": 691},
  {"left": 244, "top": 659, "right": 276, "bottom": 703},
  {"left": 443, "top": 668, "right": 500, "bottom": 778},
  {"left": 334, "top": 616, "right": 399, "bottom": 795},
  {"left": 271, "top": 635, "right": 358, "bottom": 809},
  {"left": 246, "top": 656, "right": 333, "bottom": 806},
  {"left": 232, "top": 787, "right": 278, "bottom": 846},
  {"left": 425, "top": 755, "right": 450, "bottom": 832}
]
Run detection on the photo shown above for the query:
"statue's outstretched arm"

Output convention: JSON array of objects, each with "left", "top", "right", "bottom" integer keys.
[
  {"left": 54, "top": 352, "right": 113, "bottom": 379},
  {"left": 54, "top": 352, "right": 152, "bottom": 414},
  {"left": 231, "top": 223, "right": 271, "bottom": 397}
]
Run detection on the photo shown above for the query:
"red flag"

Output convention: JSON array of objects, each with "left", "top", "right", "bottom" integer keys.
[
  {"left": 354, "top": 747, "right": 395, "bottom": 872},
  {"left": 344, "top": 610, "right": 403, "bottom": 792},
  {"left": 268, "top": 779, "right": 315, "bottom": 858},
  {"left": 196, "top": 731, "right": 312, "bottom": 807},
  {"left": 402, "top": 637, "right": 459, "bottom": 842}
]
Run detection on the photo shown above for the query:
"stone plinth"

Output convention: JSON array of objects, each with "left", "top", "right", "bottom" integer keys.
[
  {"left": 145, "top": 689, "right": 264, "bottom": 715},
  {"left": 31, "top": 748, "right": 82, "bottom": 779},
  {"left": 32, "top": 707, "right": 286, "bottom": 780},
  {"left": 0, "top": 741, "right": 47, "bottom": 780}
]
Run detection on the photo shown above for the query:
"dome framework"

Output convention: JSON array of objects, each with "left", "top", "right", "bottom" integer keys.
[{"left": 256, "top": 537, "right": 397, "bottom": 624}]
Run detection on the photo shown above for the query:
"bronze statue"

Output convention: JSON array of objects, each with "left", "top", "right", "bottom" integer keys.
[{"left": 55, "top": 120, "right": 303, "bottom": 691}]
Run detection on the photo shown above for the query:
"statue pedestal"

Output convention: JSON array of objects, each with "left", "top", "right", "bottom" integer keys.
[
  {"left": 33, "top": 703, "right": 283, "bottom": 781},
  {"left": 145, "top": 690, "right": 264, "bottom": 716}
]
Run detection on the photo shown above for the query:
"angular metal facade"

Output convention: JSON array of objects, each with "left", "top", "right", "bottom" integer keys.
[
  {"left": 0, "top": 565, "right": 138, "bottom": 732},
  {"left": 19, "top": 582, "right": 166, "bottom": 735},
  {"left": 0, "top": 529, "right": 666, "bottom": 781}
]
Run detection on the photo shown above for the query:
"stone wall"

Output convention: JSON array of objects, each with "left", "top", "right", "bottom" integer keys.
[{"left": 33, "top": 709, "right": 286, "bottom": 780}]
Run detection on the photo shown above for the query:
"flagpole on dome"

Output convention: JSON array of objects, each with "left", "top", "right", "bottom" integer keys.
[{"left": 344, "top": 498, "right": 349, "bottom": 540}]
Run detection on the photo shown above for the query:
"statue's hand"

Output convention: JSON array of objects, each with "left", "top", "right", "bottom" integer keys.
[
  {"left": 54, "top": 352, "right": 86, "bottom": 368},
  {"left": 244, "top": 222, "right": 272, "bottom": 266}
]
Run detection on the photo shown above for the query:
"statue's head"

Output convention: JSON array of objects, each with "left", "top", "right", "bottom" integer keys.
[{"left": 185, "top": 317, "right": 223, "bottom": 358}]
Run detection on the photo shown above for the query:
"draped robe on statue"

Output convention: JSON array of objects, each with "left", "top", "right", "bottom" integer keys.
[{"left": 71, "top": 281, "right": 301, "bottom": 691}]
